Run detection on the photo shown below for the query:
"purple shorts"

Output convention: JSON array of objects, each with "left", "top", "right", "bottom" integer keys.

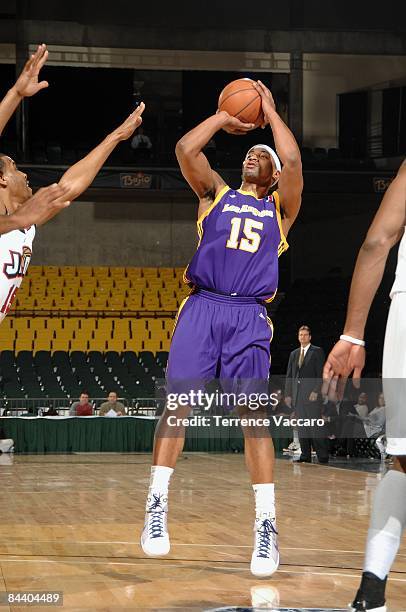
[{"left": 166, "top": 289, "right": 273, "bottom": 396}]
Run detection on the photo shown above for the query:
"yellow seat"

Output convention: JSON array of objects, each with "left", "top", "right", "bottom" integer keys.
[
  {"left": 53, "top": 297, "right": 72, "bottom": 310},
  {"left": 93, "top": 266, "right": 110, "bottom": 277},
  {"left": 30, "top": 282, "right": 47, "bottom": 293},
  {"left": 43, "top": 265, "right": 59, "bottom": 274},
  {"left": 125, "top": 337, "right": 143, "bottom": 352},
  {"left": 109, "top": 266, "right": 126, "bottom": 278},
  {"left": 69, "top": 338, "right": 89, "bottom": 351},
  {"left": 129, "top": 282, "right": 147, "bottom": 293},
  {"left": 143, "top": 338, "right": 163, "bottom": 352},
  {"left": 15, "top": 337, "right": 33, "bottom": 351},
  {"left": 78, "top": 319, "right": 96, "bottom": 331},
  {"left": 63, "top": 286, "right": 78, "bottom": 295},
  {"left": 142, "top": 268, "right": 159, "bottom": 278},
  {"left": 87, "top": 337, "right": 107, "bottom": 351},
  {"left": 77, "top": 267, "right": 93, "bottom": 278},
  {"left": 33, "top": 338, "right": 53, "bottom": 352},
  {"left": 51, "top": 337, "right": 70, "bottom": 351},
  {"left": 147, "top": 319, "right": 165, "bottom": 331},
  {"left": 113, "top": 319, "right": 130, "bottom": 333},
  {"left": 60, "top": 266, "right": 76, "bottom": 275},
  {"left": 12, "top": 318, "right": 29, "bottom": 331},
  {"left": 35, "top": 296, "right": 54, "bottom": 309},
  {"left": 159, "top": 268, "right": 175, "bottom": 279},
  {"left": 29, "top": 318, "right": 47, "bottom": 332},
  {"left": 126, "top": 267, "right": 142, "bottom": 277}
]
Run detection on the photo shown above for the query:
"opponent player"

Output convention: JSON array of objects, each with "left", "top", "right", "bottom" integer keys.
[
  {"left": 0, "top": 44, "right": 145, "bottom": 321},
  {"left": 323, "top": 160, "right": 406, "bottom": 611},
  {"left": 141, "top": 81, "right": 303, "bottom": 577}
]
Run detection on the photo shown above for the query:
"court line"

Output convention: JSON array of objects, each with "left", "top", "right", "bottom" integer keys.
[
  {"left": 0, "top": 557, "right": 405, "bottom": 583},
  {"left": 1, "top": 541, "right": 406, "bottom": 559}
]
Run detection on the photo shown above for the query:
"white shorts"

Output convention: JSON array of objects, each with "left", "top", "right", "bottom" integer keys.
[{"left": 383, "top": 292, "right": 406, "bottom": 455}]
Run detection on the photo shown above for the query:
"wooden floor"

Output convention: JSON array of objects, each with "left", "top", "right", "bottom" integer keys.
[{"left": 0, "top": 453, "right": 405, "bottom": 611}]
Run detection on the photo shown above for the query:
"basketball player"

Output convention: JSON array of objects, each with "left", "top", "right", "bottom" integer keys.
[
  {"left": 141, "top": 81, "right": 303, "bottom": 577},
  {"left": 323, "top": 160, "right": 406, "bottom": 611},
  {"left": 0, "top": 45, "right": 73, "bottom": 231},
  {"left": 0, "top": 44, "right": 145, "bottom": 321}
]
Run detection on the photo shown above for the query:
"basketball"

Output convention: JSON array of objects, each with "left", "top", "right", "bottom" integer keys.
[{"left": 218, "top": 78, "right": 264, "bottom": 127}]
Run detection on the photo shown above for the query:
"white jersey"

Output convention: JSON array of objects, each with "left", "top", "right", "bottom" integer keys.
[
  {"left": 0, "top": 225, "right": 35, "bottom": 323},
  {"left": 390, "top": 227, "right": 406, "bottom": 298}
]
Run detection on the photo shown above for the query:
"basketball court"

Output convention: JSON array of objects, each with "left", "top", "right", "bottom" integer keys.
[{"left": 0, "top": 453, "right": 405, "bottom": 610}]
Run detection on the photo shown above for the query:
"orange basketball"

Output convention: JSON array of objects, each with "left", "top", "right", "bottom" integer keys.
[{"left": 218, "top": 78, "right": 263, "bottom": 127}]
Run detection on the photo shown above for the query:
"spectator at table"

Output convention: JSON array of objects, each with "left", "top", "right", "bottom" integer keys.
[
  {"left": 270, "top": 388, "right": 294, "bottom": 417},
  {"left": 99, "top": 391, "right": 127, "bottom": 417},
  {"left": 342, "top": 391, "right": 370, "bottom": 456},
  {"left": 44, "top": 403, "right": 59, "bottom": 416},
  {"left": 0, "top": 423, "right": 14, "bottom": 453},
  {"left": 69, "top": 392, "right": 94, "bottom": 416},
  {"left": 357, "top": 392, "right": 386, "bottom": 439}
]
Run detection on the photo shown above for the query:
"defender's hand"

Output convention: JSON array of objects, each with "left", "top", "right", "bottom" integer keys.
[
  {"left": 13, "top": 184, "right": 70, "bottom": 228},
  {"left": 309, "top": 391, "right": 318, "bottom": 402},
  {"left": 322, "top": 340, "right": 365, "bottom": 400},
  {"left": 14, "top": 44, "right": 49, "bottom": 98},
  {"left": 112, "top": 102, "right": 145, "bottom": 141},
  {"left": 252, "top": 80, "right": 276, "bottom": 127}
]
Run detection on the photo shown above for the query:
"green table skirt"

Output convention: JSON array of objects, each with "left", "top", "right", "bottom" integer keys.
[{"left": 0, "top": 417, "right": 290, "bottom": 454}]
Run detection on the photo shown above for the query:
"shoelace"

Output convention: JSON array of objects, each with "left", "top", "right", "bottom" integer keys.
[
  {"left": 257, "top": 519, "right": 278, "bottom": 558},
  {"left": 147, "top": 493, "right": 167, "bottom": 539}
]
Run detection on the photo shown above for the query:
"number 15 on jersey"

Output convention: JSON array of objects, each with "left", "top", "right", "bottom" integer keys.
[{"left": 226, "top": 217, "right": 264, "bottom": 253}]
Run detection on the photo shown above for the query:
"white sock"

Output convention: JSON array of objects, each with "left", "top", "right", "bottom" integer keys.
[
  {"left": 364, "top": 470, "right": 406, "bottom": 579},
  {"left": 253, "top": 483, "right": 275, "bottom": 519},
  {"left": 293, "top": 429, "right": 300, "bottom": 445},
  {"left": 149, "top": 465, "right": 173, "bottom": 493}
]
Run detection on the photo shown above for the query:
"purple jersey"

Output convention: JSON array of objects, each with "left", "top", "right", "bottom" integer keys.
[{"left": 184, "top": 185, "right": 288, "bottom": 302}]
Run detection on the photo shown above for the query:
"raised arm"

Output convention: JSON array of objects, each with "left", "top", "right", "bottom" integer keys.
[
  {"left": 0, "top": 44, "right": 49, "bottom": 137},
  {"left": 175, "top": 112, "right": 254, "bottom": 216},
  {"left": 323, "top": 161, "right": 406, "bottom": 386},
  {"left": 253, "top": 81, "right": 303, "bottom": 234},
  {"left": 57, "top": 103, "right": 145, "bottom": 205}
]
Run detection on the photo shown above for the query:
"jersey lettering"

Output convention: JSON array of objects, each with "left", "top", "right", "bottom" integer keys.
[{"left": 3, "top": 246, "right": 32, "bottom": 279}]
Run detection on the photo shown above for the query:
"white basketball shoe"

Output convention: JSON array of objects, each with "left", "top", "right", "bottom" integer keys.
[
  {"left": 250, "top": 512, "right": 280, "bottom": 577},
  {"left": 141, "top": 491, "right": 170, "bottom": 557}
]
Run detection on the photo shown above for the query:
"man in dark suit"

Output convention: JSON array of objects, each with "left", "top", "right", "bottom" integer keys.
[{"left": 284, "top": 325, "right": 329, "bottom": 463}]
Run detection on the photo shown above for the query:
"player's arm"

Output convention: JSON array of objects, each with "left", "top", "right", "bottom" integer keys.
[
  {"left": 253, "top": 81, "right": 303, "bottom": 234},
  {"left": 0, "top": 184, "right": 70, "bottom": 232},
  {"left": 56, "top": 103, "right": 145, "bottom": 207},
  {"left": 175, "top": 112, "right": 254, "bottom": 216},
  {"left": 0, "top": 44, "right": 49, "bottom": 137},
  {"left": 344, "top": 161, "right": 406, "bottom": 338},
  {"left": 323, "top": 161, "right": 406, "bottom": 386}
]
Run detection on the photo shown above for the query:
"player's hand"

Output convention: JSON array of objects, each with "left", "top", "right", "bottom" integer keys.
[
  {"left": 252, "top": 80, "right": 276, "bottom": 127},
  {"left": 284, "top": 396, "right": 292, "bottom": 408},
  {"left": 14, "top": 44, "right": 49, "bottom": 98},
  {"left": 221, "top": 112, "right": 255, "bottom": 135},
  {"left": 13, "top": 184, "right": 70, "bottom": 228},
  {"left": 112, "top": 103, "right": 145, "bottom": 141},
  {"left": 309, "top": 391, "right": 318, "bottom": 402},
  {"left": 322, "top": 340, "right": 365, "bottom": 400}
]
